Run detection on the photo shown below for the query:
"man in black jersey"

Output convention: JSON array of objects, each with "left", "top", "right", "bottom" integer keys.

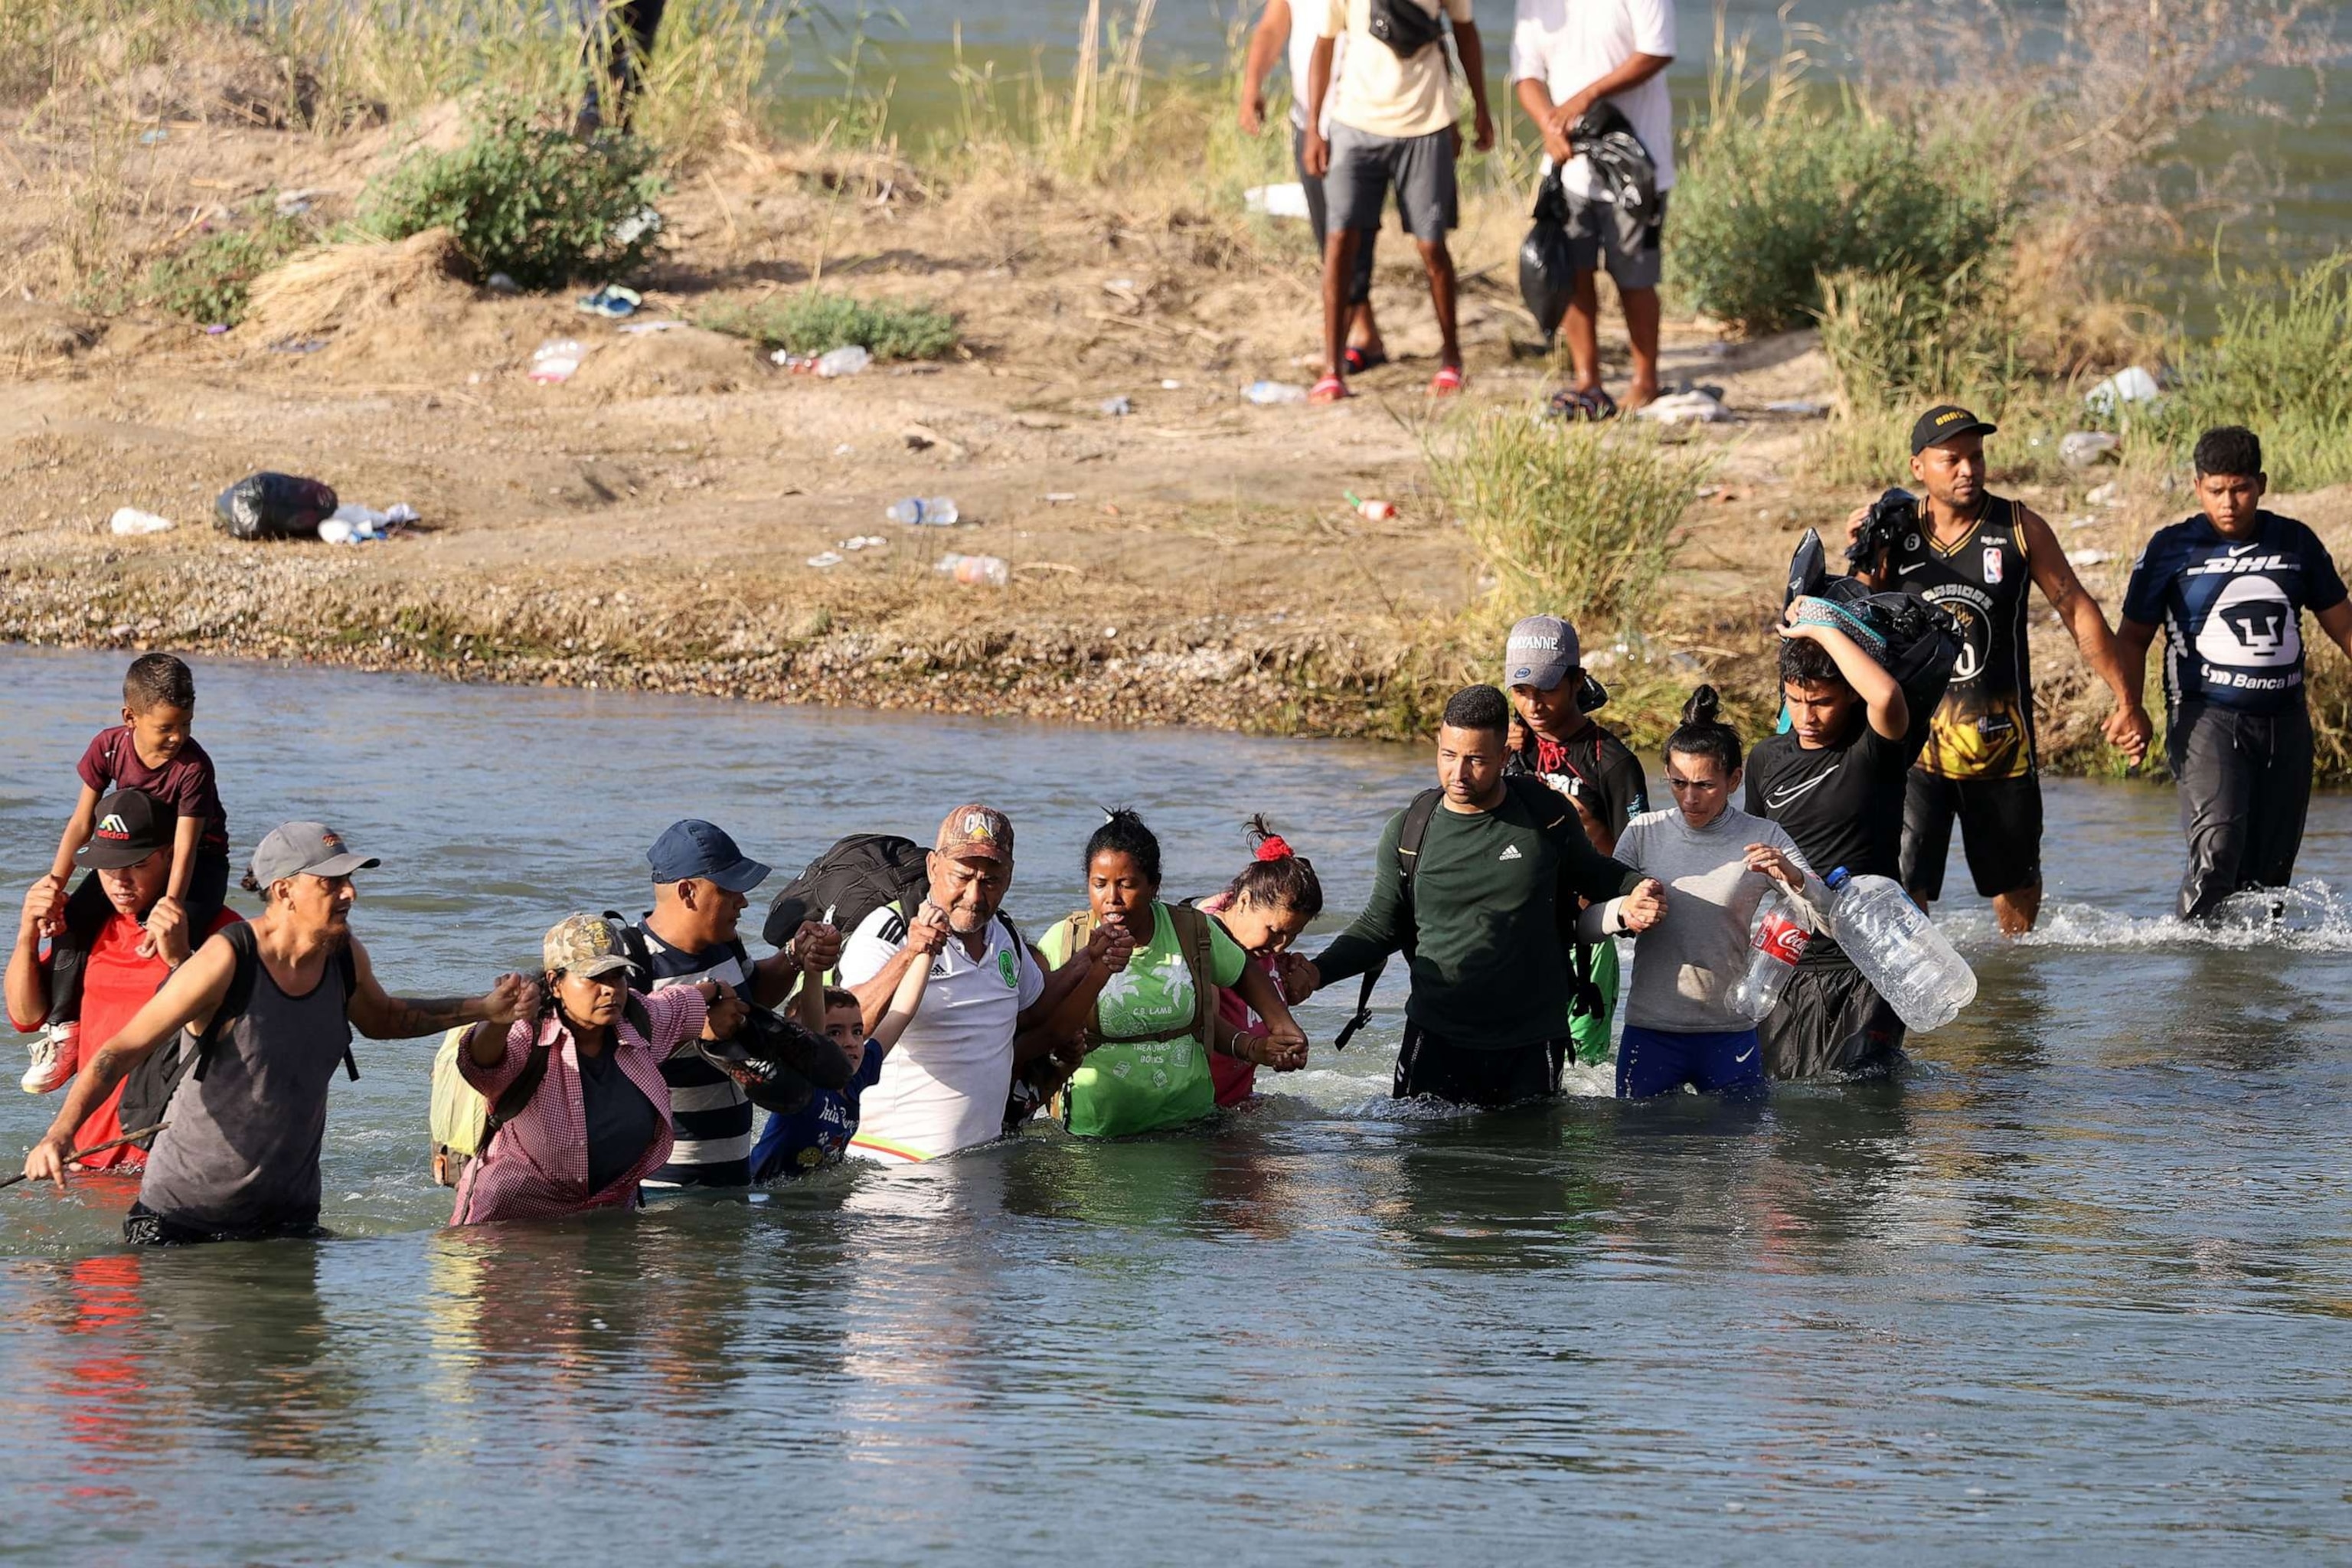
[
  {"left": 2115, "top": 426, "right": 2352, "bottom": 918},
  {"left": 1500, "top": 613, "right": 1649, "bottom": 857},
  {"left": 1848, "top": 405, "right": 2153, "bottom": 934},
  {"left": 1744, "top": 606, "right": 1912, "bottom": 1080}
]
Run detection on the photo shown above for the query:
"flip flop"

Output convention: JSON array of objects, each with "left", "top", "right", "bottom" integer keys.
[
  {"left": 1545, "top": 387, "right": 1619, "bottom": 422},
  {"left": 1341, "top": 345, "right": 1390, "bottom": 374},
  {"left": 1428, "top": 364, "right": 1465, "bottom": 396},
  {"left": 1308, "top": 374, "right": 1350, "bottom": 404}
]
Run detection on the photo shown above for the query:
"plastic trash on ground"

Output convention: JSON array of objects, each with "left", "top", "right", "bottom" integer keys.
[
  {"left": 610, "top": 206, "right": 662, "bottom": 247},
  {"left": 529, "top": 339, "right": 586, "bottom": 384},
  {"left": 318, "top": 501, "right": 418, "bottom": 544},
  {"left": 1101, "top": 396, "right": 1133, "bottom": 416},
  {"left": 109, "top": 508, "right": 175, "bottom": 536},
  {"left": 936, "top": 552, "right": 1009, "bottom": 588},
  {"left": 1243, "top": 183, "right": 1312, "bottom": 221},
  {"left": 887, "top": 497, "right": 959, "bottom": 526},
  {"left": 485, "top": 273, "right": 521, "bottom": 295},
  {"left": 214, "top": 473, "right": 338, "bottom": 541},
  {"left": 2060, "top": 430, "right": 2122, "bottom": 469},
  {"left": 1766, "top": 399, "right": 1829, "bottom": 416},
  {"left": 1345, "top": 492, "right": 1396, "bottom": 521},
  {"left": 815, "top": 345, "right": 871, "bottom": 377},
  {"left": 1245, "top": 381, "right": 1308, "bottom": 406},
  {"left": 1636, "top": 389, "right": 1733, "bottom": 425},
  {"left": 2086, "top": 480, "right": 2125, "bottom": 508},
  {"left": 2066, "top": 547, "right": 2115, "bottom": 567},
  {"left": 2083, "top": 366, "right": 2161, "bottom": 416},
  {"left": 805, "top": 551, "right": 844, "bottom": 570},
  {"left": 617, "top": 319, "right": 681, "bottom": 335},
  {"left": 577, "top": 284, "right": 642, "bottom": 318}
]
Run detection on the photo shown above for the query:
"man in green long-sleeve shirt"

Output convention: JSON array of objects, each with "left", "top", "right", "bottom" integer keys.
[{"left": 1288, "top": 684, "right": 1666, "bottom": 1106}]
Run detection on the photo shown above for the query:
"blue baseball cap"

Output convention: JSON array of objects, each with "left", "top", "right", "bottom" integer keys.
[{"left": 648, "top": 819, "right": 772, "bottom": 892}]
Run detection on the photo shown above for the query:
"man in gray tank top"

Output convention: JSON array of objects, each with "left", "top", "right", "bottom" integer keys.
[{"left": 21, "top": 822, "right": 535, "bottom": 1243}]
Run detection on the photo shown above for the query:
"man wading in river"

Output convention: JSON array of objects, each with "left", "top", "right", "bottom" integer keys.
[
  {"left": 1849, "top": 406, "right": 2153, "bottom": 935},
  {"left": 20, "top": 822, "right": 534, "bottom": 1243},
  {"left": 1284, "top": 684, "right": 1661, "bottom": 1106}
]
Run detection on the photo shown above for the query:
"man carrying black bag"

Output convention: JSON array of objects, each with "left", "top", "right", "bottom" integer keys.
[{"left": 1509, "top": 0, "right": 1676, "bottom": 415}]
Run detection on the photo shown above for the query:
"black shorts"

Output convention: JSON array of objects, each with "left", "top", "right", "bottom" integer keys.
[
  {"left": 1900, "top": 770, "right": 2043, "bottom": 900},
  {"left": 1757, "top": 963, "right": 1906, "bottom": 1081},
  {"left": 124, "top": 1201, "right": 327, "bottom": 1246},
  {"left": 1393, "top": 1024, "right": 1566, "bottom": 1108}
]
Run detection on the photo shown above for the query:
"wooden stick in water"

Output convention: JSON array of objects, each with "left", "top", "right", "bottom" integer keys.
[{"left": 0, "top": 1122, "right": 168, "bottom": 1190}]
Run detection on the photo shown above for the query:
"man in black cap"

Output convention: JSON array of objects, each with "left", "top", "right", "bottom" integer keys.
[
  {"left": 1847, "top": 403, "right": 2153, "bottom": 935},
  {"left": 21, "top": 821, "right": 535, "bottom": 1242},
  {"left": 8, "top": 790, "right": 243, "bottom": 1166},
  {"left": 629, "top": 818, "right": 841, "bottom": 1188}
]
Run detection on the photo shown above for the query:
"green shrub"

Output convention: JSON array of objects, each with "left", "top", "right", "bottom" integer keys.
[
  {"left": 1426, "top": 410, "right": 1713, "bottom": 642},
  {"left": 2149, "top": 254, "right": 2352, "bottom": 492},
  {"left": 139, "top": 208, "right": 312, "bottom": 326},
  {"left": 695, "top": 290, "right": 957, "bottom": 360},
  {"left": 359, "top": 95, "right": 663, "bottom": 288},
  {"left": 1668, "top": 89, "right": 2018, "bottom": 335}
]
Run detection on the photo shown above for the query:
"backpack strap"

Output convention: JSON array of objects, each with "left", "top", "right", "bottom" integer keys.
[
  {"left": 1335, "top": 789, "right": 1442, "bottom": 1051},
  {"left": 1059, "top": 910, "right": 1103, "bottom": 1047},
  {"left": 1165, "top": 902, "right": 1219, "bottom": 1046},
  {"left": 186, "top": 922, "right": 263, "bottom": 1085},
  {"left": 335, "top": 942, "right": 361, "bottom": 1082},
  {"left": 479, "top": 1019, "right": 554, "bottom": 1152}
]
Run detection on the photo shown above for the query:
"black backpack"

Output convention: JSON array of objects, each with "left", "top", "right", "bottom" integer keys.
[
  {"left": 1332, "top": 776, "right": 1607, "bottom": 1050},
  {"left": 1368, "top": 0, "right": 1447, "bottom": 58},
  {"left": 116, "top": 922, "right": 361, "bottom": 1148},
  {"left": 763, "top": 834, "right": 933, "bottom": 951}
]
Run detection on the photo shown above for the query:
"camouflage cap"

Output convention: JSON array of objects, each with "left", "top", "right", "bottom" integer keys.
[
  {"left": 934, "top": 803, "right": 1014, "bottom": 864},
  {"left": 543, "top": 913, "right": 637, "bottom": 979}
]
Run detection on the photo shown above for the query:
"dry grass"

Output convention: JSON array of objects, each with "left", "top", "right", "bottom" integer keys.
[{"left": 241, "top": 228, "right": 470, "bottom": 343}]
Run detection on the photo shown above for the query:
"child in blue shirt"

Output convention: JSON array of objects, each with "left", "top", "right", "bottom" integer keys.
[{"left": 750, "top": 916, "right": 936, "bottom": 1179}]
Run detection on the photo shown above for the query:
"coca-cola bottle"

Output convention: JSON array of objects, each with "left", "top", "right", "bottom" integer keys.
[{"left": 1726, "top": 887, "right": 1811, "bottom": 1021}]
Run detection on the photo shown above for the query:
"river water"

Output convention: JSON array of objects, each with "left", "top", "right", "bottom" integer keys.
[
  {"left": 779, "top": 0, "right": 2351, "bottom": 302},
  {"left": 3, "top": 648, "right": 2351, "bottom": 1560}
]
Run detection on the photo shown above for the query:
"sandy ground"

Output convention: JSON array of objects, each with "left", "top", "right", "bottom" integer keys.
[{"left": 4, "top": 92, "right": 2344, "bottom": 749}]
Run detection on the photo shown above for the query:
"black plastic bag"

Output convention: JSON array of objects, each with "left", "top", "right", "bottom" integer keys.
[
  {"left": 1518, "top": 171, "right": 1576, "bottom": 340},
  {"left": 214, "top": 472, "right": 338, "bottom": 541}
]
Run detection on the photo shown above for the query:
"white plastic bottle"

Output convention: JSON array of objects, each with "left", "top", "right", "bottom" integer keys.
[
  {"left": 1818, "top": 869, "right": 1978, "bottom": 1031},
  {"left": 886, "top": 497, "right": 960, "bottom": 526},
  {"left": 1244, "top": 380, "right": 1308, "bottom": 405},
  {"left": 1726, "top": 887, "right": 1811, "bottom": 1021},
  {"left": 814, "top": 345, "right": 871, "bottom": 377}
]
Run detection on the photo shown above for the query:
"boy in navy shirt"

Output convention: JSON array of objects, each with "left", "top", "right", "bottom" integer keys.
[
  {"left": 751, "top": 906, "right": 939, "bottom": 1180},
  {"left": 2117, "top": 426, "right": 2352, "bottom": 919}
]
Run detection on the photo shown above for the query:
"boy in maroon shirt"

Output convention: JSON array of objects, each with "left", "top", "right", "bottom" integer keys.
[{"left": 21, "top": 655, "right": 230, "bottom": 1094}]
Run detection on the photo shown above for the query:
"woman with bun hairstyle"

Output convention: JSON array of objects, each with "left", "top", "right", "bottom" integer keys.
[
  {"left": 1197, "top": 816, "right": 1325, "bottom": 1107},
  {"left": 1037, "top": 810, "right": 1309, "bottom": 1137},
  {"left": 1582, "top": 687, "right": 1826, "bottom": 1099}
]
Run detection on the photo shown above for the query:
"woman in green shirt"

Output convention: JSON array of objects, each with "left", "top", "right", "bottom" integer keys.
[{"left": 1037, "top": 811, "right": 1310, "bottom": 1137}]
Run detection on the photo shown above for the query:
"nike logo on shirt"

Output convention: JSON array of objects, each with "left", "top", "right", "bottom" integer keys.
[
  {"left": 1764, "top": 767, "right": 1839, "bottom": 809},
  {"left": 2229, "top": 542, "right": 2260, "bottom": 556},
  {"left": 1733, "top": 1044, "right": 1758, "bottom": 1063}
]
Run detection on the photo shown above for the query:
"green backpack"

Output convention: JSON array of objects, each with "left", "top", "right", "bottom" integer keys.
[{"left": 1055, "top": 903, "right": 1220, "bottom": 1139}]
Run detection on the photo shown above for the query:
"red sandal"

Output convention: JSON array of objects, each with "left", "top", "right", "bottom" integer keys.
[
  {"left": 1308, "top": 374, "right": 1351, "bottom": 404},
  {"left": 1427, "top": 364, "right": 1465, "bottom": 396}
]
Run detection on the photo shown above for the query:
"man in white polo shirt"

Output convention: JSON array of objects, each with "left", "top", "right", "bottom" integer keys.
[
  {"left": 842, "top": 805, "right": 1104, "bottom": 1166},
  {"left": 1510, "top": 0, "right": 1677, "bottom": 413},
  {"left": 1302, "top": 0, "right": 1494, "bottom": 403}
]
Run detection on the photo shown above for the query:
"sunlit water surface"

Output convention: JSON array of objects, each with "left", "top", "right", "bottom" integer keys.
[{"left": 3, "top": 649, "right": 2350, "bottom": 1560}]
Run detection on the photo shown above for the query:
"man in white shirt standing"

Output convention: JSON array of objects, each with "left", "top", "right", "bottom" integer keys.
[
  {"left": 1302, "top": 0, "right": 1494, "bottom": 403},
  {"left": 1509, "top": 0, "right": 1677, "bottom": 413},
  {"left": 1240, "top": 1, "right": 1387, "bottom": 374}
]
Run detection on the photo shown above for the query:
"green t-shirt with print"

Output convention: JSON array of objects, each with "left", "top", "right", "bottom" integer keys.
[{"left": 1040, "top": 901, "right": 1247, "bottom": 1138}]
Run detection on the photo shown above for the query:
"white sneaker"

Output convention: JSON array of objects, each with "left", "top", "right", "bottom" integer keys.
[{"left": 19, "top": 1022, "right": 77, "bottom": 1094}]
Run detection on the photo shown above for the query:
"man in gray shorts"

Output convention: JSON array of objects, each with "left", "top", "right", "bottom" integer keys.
[
  {"left": 1302, "top": 0, "right": 1494, "bottom": 403},
  {"left": 1509, "top": 0, "right": 1677, "bottom": 413}
]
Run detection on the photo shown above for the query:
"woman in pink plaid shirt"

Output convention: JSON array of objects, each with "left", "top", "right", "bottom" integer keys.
[{"left": 452, "top": 913, "right": 745, "bottom": 1226}]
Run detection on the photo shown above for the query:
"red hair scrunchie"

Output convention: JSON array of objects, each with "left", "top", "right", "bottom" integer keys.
[{"left": 1255, "top": 835, "right": 1294, "bottom": 862}]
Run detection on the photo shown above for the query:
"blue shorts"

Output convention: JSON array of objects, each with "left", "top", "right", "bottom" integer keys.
[{"left": 1616, "top": 1025, "right": 1767, "bottom": 1100}]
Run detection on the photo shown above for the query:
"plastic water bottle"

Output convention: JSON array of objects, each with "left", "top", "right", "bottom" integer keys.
[
  {"left": 1726, "top": 887, "right": 1811, "bottom": 1021},
  {"left": 814, "top": 345, "right": 871, "bottom": 377},
  {"left": 935, "top": 552, "right": 1008, "bottom": 587},
  {"left": 886, "top": 497, "right": 959, "bottom": 527},
  {"left": 1244, "top": 380, "right": 1308, "bottom": 405},
  {"left": 1818, "top": 869, "right": 1978, "bottom": 1031}
]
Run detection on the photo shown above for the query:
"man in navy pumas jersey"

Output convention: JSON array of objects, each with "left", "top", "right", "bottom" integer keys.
[
  {"left": 2117, "top": 426, "right": 2352, "bottom": 920},
  {"left": 629, "top": 820, "right": 841, "bottom": 1187}
]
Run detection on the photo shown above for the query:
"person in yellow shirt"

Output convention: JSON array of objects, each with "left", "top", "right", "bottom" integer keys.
[{"left": 1302, "top": 0, "right": 1494, "bottom": 403}]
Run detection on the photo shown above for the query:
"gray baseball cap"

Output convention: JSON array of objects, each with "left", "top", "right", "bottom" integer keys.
[
  {"left": 1504, "top": 614, "right": 1581, "bottom": 691},
  {"left": 248, "top": 821, "right": 380, "bottom": 888}
]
